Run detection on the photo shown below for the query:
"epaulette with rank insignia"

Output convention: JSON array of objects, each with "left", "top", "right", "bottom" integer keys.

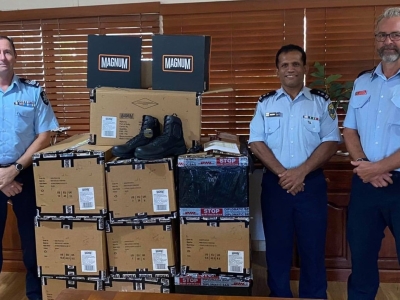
[
  {"left": 357, "top": 67, "right": 376, "bottom": 78},
  {"left": 310, "top": 89, "right": 330, "bottom": 101},
  {"left": 258, "top": 90, "right": 277, "bottom": 103},
  {"left": 19, "top": 78, "right": 40, "bottom": 88}
]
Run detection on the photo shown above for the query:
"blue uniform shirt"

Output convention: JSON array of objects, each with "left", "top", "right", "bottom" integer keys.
[
  {"left": 0, "top": 75, "right": 59, "bottom": 164},
  {"left": 249, "top": 87, "right": 341, "bottom": 169},
  {"left": 343, "top": 63, "right": 400, "bottom": 171}
]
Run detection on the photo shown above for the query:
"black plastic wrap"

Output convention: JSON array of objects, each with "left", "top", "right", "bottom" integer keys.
[{"left": 178, "top": 165, "right": 248, "bottom": 208}]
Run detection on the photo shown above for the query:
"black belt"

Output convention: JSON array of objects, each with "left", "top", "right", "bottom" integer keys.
[{"left": 0, "top": 164, "right": 12, "bottom": 168}]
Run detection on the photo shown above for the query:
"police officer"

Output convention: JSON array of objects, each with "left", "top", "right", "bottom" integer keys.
[
  {"left": 0, "top": 36, "right": 58, "bottom": 300},
  {"left": 343, "top": 7, "right": 400, "bottom": 300},
  {"left": 249, "top": 44, "right": 341, "bottom": 299}
]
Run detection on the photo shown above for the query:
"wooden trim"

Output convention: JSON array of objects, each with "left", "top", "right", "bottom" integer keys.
[
  {"left": 160, "top": 0, "right": 398, "bottom": 15},
  {"left": 0, "top": 2, "right": 160, "bottom": 22}
]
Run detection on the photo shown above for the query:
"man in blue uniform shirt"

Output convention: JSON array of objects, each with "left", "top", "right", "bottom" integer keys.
[
  {"left": 343, "top": 7, "right": 400, "bottom": 300},
  {"left": 249, "top": 44, "right": 341, "bottom": 299},
  {"left": 0, "top": 36, "right": 58, "bottom": 300}
]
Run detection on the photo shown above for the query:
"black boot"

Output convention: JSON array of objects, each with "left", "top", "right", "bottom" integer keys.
[
  {"left": 111, "top": 115, "right": 160, "bottom": 159},
  {"left": 134, "top": 114, "right": 187, "bottom": 160}
]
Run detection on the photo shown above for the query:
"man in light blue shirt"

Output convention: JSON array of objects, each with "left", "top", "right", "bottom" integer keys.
[
  {"left": 0, "top": 36, "right": 58, "bottom": 300},
  {"left": 343, "top": 7, "right": 400, "bottom": 300},
  {"left": 249, "top": 44, "right": 341, "bottom": 299}
]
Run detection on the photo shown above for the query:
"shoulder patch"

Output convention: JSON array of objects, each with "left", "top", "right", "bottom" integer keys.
[
  {"left": 19, "top": 78, "right": 40, "bottom": 87},
  {"left": 40, "top": 90, "right": 49, "bottom": 106},
  {"left": 357, "top": 67, "right": 376, "bottom": 78},
  {"left": 310, "top": 89, "right": 330, "bottom": 101},
  {"left": 258, "top": 90, "right": 277, "bottom": 103}
]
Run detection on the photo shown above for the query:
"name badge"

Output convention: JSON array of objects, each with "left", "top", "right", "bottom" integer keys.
[
  {"left": 265, "top": 112, "right": 281, "bottom": 117},
  {"left": 303, "top": 115, "right": 319, "bottom": 121},
  {"left": 14, "top": 101, "right": 35, "bottom": 107}
]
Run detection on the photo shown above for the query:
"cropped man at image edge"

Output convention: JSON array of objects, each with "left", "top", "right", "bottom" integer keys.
[
  {"left": 249, "top": 44, "right": 341, "bottom": 299},
  {"left": 0, "top": 36, "right": 58, "bottom": 300},
  {"left": 343, "top": 7, "right": 400, "bottom": 300}
]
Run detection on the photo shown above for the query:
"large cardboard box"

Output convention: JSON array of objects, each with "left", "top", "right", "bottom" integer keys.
[
  {"left": 87, "top": 35, "right": 142, "bottom": 89},
  {"left": 89, "top": 87, "right": 201, "bottom": 148},
  {"left": 106, "top": 158, "right": 177, "bottom": 220},
  {"left": 152, "top": 34, "right": 211, "bottom": 92},
  {"left": 33, "top": 134, "right": 112, "bottom": 217},
  {"left": 42, "top": 277, "right": 103, "bottom": 300},
  {"left": 35, "top": 217, "right": 107, "bottom": 279},
  {"left": 106, "top": 218, "right": 177, "bottom": 277},
  {"left": 180, "top": 217, "right": 251, "bottom": 276},
  {"left": 105, "top": 277, "right": 171, "bottom": 293},
  {"left": 178, "top": 155, "right": 249, "bottom": 217}
]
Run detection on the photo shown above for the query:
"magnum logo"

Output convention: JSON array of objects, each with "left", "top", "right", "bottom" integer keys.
[
  {"left": 98, "top": 54, "right": 130, "bottom": 72},
  {"left": 162, "top": 55, "right": 193, "bottom": 73}
]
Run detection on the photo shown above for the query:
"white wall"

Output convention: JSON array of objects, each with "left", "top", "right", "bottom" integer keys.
[{"left": 2, "top": 0, "right": 234, "bottom": 11}]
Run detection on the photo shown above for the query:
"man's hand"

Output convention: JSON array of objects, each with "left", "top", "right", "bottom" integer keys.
[
  {"left": 0, "top": 166, "right": 18, "bottom": 190},
  {"left": 351, "top": 161, "right": 393, "bottom": 186},
  {"left": 1, "top": 180, "right": 23, "bottom": 197},
  {"left": 278, "top": 168, "right": 306, "bottom": 196}
]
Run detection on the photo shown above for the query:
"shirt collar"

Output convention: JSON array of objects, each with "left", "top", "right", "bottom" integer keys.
[
  {"left": 10, "top": 74, "right": 22, "bottom": 91},
  {"left": 276, "top": 86, "right": 313, "bottom": 101},
  {"left": 372, "top": 63, "right": 400, "bottom": 80}
]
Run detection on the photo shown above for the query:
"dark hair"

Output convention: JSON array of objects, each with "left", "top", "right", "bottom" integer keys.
[
  {"left": 0, "top": 36, "right": 16, "bottom": 55},
  {"left": 275, "top": 44, "right": 306, "bottom": 68}
]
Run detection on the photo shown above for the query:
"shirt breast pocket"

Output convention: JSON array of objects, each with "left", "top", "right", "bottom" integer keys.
[
  {"left": 303, "top": 118, "right": 321, "bottom": 133},
  {"left": 264, "top": 118, "right": 281, "bottom": 149},
  {"left": 350, "top": 95, "right": 370, "bottom": 109},
  {"left": 15, "top": 106, "right": 35, "bottom": 133}
]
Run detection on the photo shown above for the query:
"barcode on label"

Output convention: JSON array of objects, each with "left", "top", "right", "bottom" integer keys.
[
  {"left": 230, "top": 266, "right": 242, "bottom": 272},
  {"left": 82, "top": 202, "right": 94, "bottom": 208},
  {"left": 157, "top": 205, "right": 167, "bottom": 210},
  {"left": 103, "top": 131, "right": 114, "bottom": 137},
  {"left": 156, "top": 264, "right": 166, "bottom": 270},
  {"left": 83, "top": 265, "right": 95, "bottom": 271}
]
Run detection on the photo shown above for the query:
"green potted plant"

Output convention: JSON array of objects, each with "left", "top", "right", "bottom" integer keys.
[{"left": 309, "top": 62, "right": 354, "bottom": 112}]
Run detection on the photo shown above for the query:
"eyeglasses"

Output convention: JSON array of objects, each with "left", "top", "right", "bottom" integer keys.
[{"left": 374, "top": 32, "right": 400, "bottom": 42}]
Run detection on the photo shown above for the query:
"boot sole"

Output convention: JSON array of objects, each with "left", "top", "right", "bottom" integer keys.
[
  {"left": 135, "top": 146, "right": 187, "bottom": 160},
  {"left": 111, "top": 149, "right": 136, "bottom": 159}
]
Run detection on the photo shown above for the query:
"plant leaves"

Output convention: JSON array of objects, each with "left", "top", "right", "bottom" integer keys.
[
  {"left": 310, "top": 72, "right": 324, "bottom": 78},
  {"left": 314, "top": 62, "right": 325, "bottom": 75},
  {"left": 326, "top": 74, "right": 342, "bottom": 84},
  {"left": 309, "top": 79, "right": 324, "bottom": 87}
]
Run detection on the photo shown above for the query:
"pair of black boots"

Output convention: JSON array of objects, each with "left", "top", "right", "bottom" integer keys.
[{"left": 112, "top": 114, "right": 187, "bottom": 160}]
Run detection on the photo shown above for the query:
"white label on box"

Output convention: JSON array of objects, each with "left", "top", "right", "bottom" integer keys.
[
  {"left": 81, "top": 250, "right": 97, "bottom": 272},
  {"left": 152, "top": 249, "right": 168, "bottom": 270},
  {"left": 101, "top": 116, "right": 117, "bottom": 138},
  {"left": 228, "top": 250, "right": 244, "bottom": 273},
  {"left": 78, "top": 187, "right": 95, "bottom": 210},
  {"left": 152, "top": 189, "right": 169, "bottom": 212}
]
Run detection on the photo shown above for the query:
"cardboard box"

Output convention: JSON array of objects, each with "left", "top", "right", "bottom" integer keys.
[
  {"left": 174, "top": 273, "right": 252, "bottom": 296},
  {"left": 106, "top": 158, "right": 177, "bottom": 220},
  {"left": 89, "top": 87, "right": 201, "bottom": 148},
  {"left": 106, "top": 218, "right": 177, "bottom": 277},
  {"left": 35, "top": 217, "right": 107, "bottom": 279},
  {"left": 180, "top": 217, "right": 251, "bottom": 276},
  {"left": 178, "top": 155, "right": 249, "bottom": 217},
  {"left": 87, "top": 35, "right": 142, "bottom": 89},
  {"left": 33, "top": 134, "right": 112, "bottom": 217},
  {"left": 105, "top": 277, "right": 171, "bottom": 293},
  {"left": 152, "top": 34, "right": 211, "bottom": 92},
  {"left": 42, "top": 277, "right": 103, "bottom": 300}
]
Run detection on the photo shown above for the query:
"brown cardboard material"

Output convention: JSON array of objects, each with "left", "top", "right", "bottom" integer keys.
[
  {"left": 33, "top": 134, "right": 113, "bottom": 216},
  {"left": 106, "top": 158, "right": 176, "bottom": 220},
  {"left": 106, "top": 220, "right": 177, "bottom": 276},
  {"left": 180, "top": 218, "right": 251, "bottom": 275},
  {"left": 89, "top": 87, "right": 201, "bottom": 148},
  {"left": 42, "top": 277, "right": 103, "bottom": 300},
  {"left": 35, "top": 218, "right": 107, "bottom": 278},
  {"left": 105, "top": 277, "right": 171, "bottom": 293}
]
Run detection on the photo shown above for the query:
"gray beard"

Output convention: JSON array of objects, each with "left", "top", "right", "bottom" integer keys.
[{"left": 379, "top": 47, "right": 400, "bottom": 62}]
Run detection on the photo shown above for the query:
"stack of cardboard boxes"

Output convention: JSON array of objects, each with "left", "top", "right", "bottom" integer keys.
[
  {"left": 33, "top": 134, "right": 113, "bottom": 300},
  {"left": 175, "top": 154, "right": 252, "bottom": 295}
]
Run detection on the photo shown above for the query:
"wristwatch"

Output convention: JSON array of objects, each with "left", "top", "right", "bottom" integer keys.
[
  {"left": 356, "top": 157, "right": 369, "bottom": 162},
  {"left": 13, "top": 162, "right": 24, "bottom": 172}
]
